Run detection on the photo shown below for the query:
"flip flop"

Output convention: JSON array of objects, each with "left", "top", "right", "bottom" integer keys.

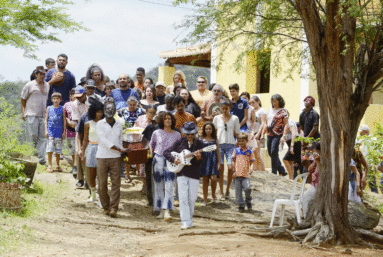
[
  {"left": 47, "top": 167, "right": 53, "bottom": 173},
  {"left": 125, "top": 178, "right": 131, "bottom": 183},
  {"left": 56, "top": 166, "right": 63, "bottom": 172}
]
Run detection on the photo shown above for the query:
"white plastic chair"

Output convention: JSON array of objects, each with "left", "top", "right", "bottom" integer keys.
[{"left": 269, "top": 173, "right": 309, "bottom": 228}]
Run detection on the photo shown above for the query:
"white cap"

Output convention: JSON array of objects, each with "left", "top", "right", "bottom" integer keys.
[
  {"left": 358, "top": 124, "right": 370, "bottom": 132},
  {"left": 155, "top": 81, "right": 166, "bottom": 88}
]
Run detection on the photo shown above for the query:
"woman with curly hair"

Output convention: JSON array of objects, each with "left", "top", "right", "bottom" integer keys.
[
  {"left": 149, "top": 112, "right": 181, "bottom": 220},
  {"left": 86, "top": 64, "right": 105, "bottom": 97},
  {"left": 265, "top": 94, "right": 288, "bottom": 176},
  {"left": 81, "top": 101, "right": 104, "bottom": 203}
]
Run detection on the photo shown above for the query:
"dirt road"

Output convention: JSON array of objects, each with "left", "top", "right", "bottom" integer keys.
[{"left": 6, "top": 166, "right": 383, "bottom": 257}]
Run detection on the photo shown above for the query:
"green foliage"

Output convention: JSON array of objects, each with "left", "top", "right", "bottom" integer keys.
[
  {"left": 0, "top": 80, "right": 27, "bottom": 112},
  {"left": 295, "top": 136, "right": 320, "bottom": 145},
  {"left": 0, "top": 98, "right": 35, "bottom": 159},
  {"left": 357, "top": 123, "right": 383, "bottom": 185},
  {"left": 0, "top": 160, "right": 26, "bottom": 185},
  {"left": 0, "top": 97, "right": 35, "bottom": 185},
  {"left": 0, "top": 0, "right": 88, "bottom": 59}
]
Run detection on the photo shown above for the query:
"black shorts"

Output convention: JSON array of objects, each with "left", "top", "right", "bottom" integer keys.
[{"left": 283, "top": 140, "right": 301, "bottom": 163}]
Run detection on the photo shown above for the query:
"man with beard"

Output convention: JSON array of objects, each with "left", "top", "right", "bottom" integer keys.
[
  {"left": 96, "top": 101, "right": 128, "bottom": 218},
  {"left": 45, "top": 54, "right": 76, "bottom": 106},
  {"left": 110, "top": 73, "right": 139, "bottom": 110},
  {"left": 201, "top": 84, "right": 225, "bottom": 122}
]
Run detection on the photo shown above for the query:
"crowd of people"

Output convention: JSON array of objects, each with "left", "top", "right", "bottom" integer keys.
[{"left": 21, "top": 53, "right": 382, "bottom": 229}]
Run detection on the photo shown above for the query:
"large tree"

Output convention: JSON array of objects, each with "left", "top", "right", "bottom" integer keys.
[
  {"left": 0, "top": 0, "right": 87, "bottom": 59},
  {"left": 175, "top": 0, "right": 383, "bottom": 245}
]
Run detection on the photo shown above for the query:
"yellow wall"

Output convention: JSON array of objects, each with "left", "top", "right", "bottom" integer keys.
[
  {"left": 158, "top": 66, "right": 175, "bottom": 87},
  {"left": 216, "top": 34, "right": 304, "bottom": 122},
  {"left": 360, "top": 104, "right": 383, "bottom": 133}
]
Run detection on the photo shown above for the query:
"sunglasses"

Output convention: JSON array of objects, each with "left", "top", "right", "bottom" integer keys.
[
  {"left": 213, "top": 89, "right": 221, "bottom": 92},
  {"left": 197, "top": 81, "right": 206, "bottom": 84},
  {"left": 185, "top": 133, "right": 195, "bottom": 136},
  {"left": 224, "top": 123, "right": 227, "bottom": 131}
]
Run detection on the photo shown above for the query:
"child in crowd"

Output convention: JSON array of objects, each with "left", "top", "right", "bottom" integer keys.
[
  {"left": 63, "top": 89, "right": 77, "bottom": 174},
  {"left": 45, "top": 58, "right": 56, "bottom": 71},
  {"left": 232, "top": 133, "right": 255, "bottom": 212},
  {"left": 200, "top": 122, "right": 220, "bottom": 206},
  {"left": 302, "top": 142, "right": 320, "bottom": 217},
  {"left": 104, "top": 82, "right": 115, "bottom": 99},
  {"left": 81, "top": 101, "right": 104, "bottom": 203},
  {"left": 44, "top": 92, "right": 66, "bottom": 173}
]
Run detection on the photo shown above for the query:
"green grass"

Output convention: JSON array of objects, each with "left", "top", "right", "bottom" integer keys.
[{"left": 0, "top": 178, "right": 67, "bottom": 255}]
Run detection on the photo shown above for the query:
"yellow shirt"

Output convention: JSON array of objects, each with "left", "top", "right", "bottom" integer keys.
[{"left": 190, "top": 89, "right": 213, "bottom": 108}]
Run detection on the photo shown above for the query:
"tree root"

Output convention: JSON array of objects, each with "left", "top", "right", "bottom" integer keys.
[
  {"left": 193, "top": 213, "right": 268, "bottom": 225},
  {"left": 356, "top": 228, "right": 383, "bottom": 243},
  {"left": 178, "top": 230, "right": 238, "bottom": 237},
  {"left": 43, "top": 218, "right": 162, "bottom": 233}
]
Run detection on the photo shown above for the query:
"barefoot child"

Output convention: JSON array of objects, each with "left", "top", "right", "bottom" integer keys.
[
  {"left": 232, "top": 133, "right": 255, "bottom": 212},
  {"left": 81, "top": 101, "right": 104, "bottom": 203},
  {"left": 200, "top": 122, "right": 220, "bottom": 206},
  {"left": 45, "top": 92, "right": 66, "bottom": 173}
]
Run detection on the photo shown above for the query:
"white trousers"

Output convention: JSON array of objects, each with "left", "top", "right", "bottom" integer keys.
[
  {"left": 177, "top": 176, "right": 199, "bottom": 227},
  {"left": 302, "top": 184, "right": 317, "bottom": 218}
]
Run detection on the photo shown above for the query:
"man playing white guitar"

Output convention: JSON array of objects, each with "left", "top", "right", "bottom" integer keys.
[{"left": 164, "top": 122, "right": 205, "bottom": 230}]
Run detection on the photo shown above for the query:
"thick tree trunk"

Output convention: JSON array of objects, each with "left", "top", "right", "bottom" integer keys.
[{"left": 304, "top": 55, "right": 366, "bottom": 245}]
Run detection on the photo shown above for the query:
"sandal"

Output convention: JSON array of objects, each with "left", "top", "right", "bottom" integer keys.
[
  {"left": 47, "top": 167, "right": 53, "bottom": 173},
  {"left": 125, "top": 178, "right": 131, "bottom": 183},
  {"left": 56, "top": 166, "right": 63, "bottom": 172}
]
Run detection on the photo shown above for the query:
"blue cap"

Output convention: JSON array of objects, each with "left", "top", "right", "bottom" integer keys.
[{"left": 74, "top": 86, "right": 85, "bottom": 97}]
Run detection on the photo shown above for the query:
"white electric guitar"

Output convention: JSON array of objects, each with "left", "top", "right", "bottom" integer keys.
[{"left": 167, "top": 145, "right": 217, "bottom": 173}]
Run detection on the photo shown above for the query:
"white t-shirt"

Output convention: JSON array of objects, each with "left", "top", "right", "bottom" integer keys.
[
  {"left": 213, "top": 114, "right": 241, "bottom": 145},
  {"left": 267, "top": 108, "right": 280, "bottom": 127},
  {"left": 253, "top": 107, "right": 267, "bottom": 133},
  {"left": 246, "top": 105, "right": 254, "bottom": 133},
  {"left": 286, "top": 118, "right": 297, "bottom": 141}
]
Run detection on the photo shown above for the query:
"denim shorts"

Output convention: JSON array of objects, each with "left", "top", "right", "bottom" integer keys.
[
  {"left": 219, "top": 144, "right": 235, "bottom": 165},
  {"left": 66, "top": 137, "right": 76, "bottom": 156},
  {"left": 46, "top": 137, "right": 62, "bottom": 154},
  {"left": 85, "top": 144, "right": 98, "bottom": 168}
]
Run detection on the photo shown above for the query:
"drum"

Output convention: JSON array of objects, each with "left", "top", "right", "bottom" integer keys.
[{"left": 52, "top": 71, "right": 66, "bottom": 86}]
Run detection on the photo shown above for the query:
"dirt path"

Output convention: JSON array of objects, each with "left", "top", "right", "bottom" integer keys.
[{"left": 6, "top": 165, "right": 383, "bottom": 257}]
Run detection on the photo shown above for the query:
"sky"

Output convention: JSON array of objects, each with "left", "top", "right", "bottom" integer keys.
[{"left": 0, "top": 0, "right": 196, "bottom": 82}]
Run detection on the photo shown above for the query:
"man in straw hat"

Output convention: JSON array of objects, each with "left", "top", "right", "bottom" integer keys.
[{"left": 164, "top": 122, "right": 204, "bottom": 229}]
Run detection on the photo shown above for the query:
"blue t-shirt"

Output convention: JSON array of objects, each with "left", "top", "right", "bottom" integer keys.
[
  {"left": 110, "top": 88, "right": 139, "bottom": 110},
  {"left": 231, "top": 97, "right": 249, "bottom": 131},
  {"left": 47, "top": 106, "right": 64, "bottom": 138},
  {"left": 45, "top": 68, "right": 76, "bottom": 106}
]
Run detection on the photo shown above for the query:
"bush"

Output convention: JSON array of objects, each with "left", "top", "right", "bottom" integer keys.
[{"left": 0, "top": 97, "right": 35, "bottom": 185}]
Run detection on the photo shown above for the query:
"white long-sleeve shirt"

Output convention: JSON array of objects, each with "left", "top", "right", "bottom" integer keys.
[{"left": 96, "top": 118, "right": 123, "bottom": 159}]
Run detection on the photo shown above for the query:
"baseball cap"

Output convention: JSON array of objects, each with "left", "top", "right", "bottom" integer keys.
[
  {"left": 78, "top": 77, "right": 87, "bottom": 85},
  {"left": 74, "top": 86, "right": 86, "bottom": 97},
  {"left": 155, "top": 81, "right": 166, "bottom": 88},
  {"left": 85, "top": 79, "right": 96, "bottom": 87}
]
